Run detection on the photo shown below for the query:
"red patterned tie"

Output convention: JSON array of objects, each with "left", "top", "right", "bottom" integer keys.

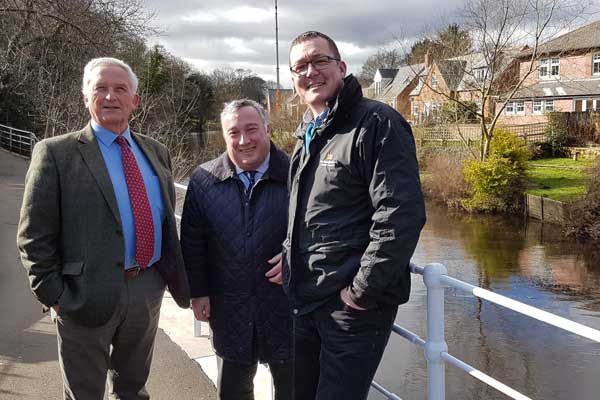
[{"left": 115, "top": 135, "right": 155, "bottom": 269}]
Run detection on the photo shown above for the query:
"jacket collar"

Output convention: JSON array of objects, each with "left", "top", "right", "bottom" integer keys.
[{"left": 211, "top": 142, "right": 288, "bottom": 183}]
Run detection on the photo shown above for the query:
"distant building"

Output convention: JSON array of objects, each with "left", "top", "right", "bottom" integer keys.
[
  {"left": 264, "top": 88, "right": 295, "bottom": 114},
  {"left": 499, "top": 20, "right": 600, "bottom": 124}
]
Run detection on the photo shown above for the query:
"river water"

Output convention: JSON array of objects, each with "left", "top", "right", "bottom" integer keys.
[{"left": 370, "top": 202, "right": 600, "bottom": 400}]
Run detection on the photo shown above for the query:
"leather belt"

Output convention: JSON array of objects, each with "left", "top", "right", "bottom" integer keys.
[{"left": 124, "top": 265, "right": 144, "bottom": 280}]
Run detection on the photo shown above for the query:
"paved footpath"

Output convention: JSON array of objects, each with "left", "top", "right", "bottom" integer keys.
[{"left": 0, "top": 149, "right": 217, "bottom": 399}]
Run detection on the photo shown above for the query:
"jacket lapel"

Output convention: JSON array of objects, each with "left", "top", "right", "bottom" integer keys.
[{"left": 77, "top": 125, "right": 122, "bottom": 225}]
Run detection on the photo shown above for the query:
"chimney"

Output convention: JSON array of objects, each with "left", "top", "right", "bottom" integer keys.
[{"left": 424, "top": 50, "right": 432, "bottom": 67}]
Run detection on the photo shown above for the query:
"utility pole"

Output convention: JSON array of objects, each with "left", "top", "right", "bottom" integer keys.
[{"left": 275, "top": 0, "right": 280, "bottom": 89}]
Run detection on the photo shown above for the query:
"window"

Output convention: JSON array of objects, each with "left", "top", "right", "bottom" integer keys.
[
  {"left": 431, "top": 73, "right": 438, "bottom": 89},
  {"left": 413, "top": 103, "right": 419, "bottom": 116},
  {"left": 539, "top": 58, "right": 560, "bottom": 79},
  {"left": 474, "top": 68, "right": 486, "bottom": 82},
  {"left": 505, "top": 102, "right": 515, "bottom": 114},
  {"left": 533, "top": 99, "right": 553, "bottom": 113},
  {"left": 594, "top": 54, "right": 600, "bottom": 75},
  {"left": 516, "top": 101, "right": 525, "bottom": 114}
]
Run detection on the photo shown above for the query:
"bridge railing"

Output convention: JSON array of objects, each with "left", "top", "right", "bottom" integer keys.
[
  {"left": 369, "top": 262, "right": 600, "bottom": 400},
  {"left": 0, "top": 123, "right": 39, "bottom": 157},
  {"left": 173, "top": 183, "right": 600, "bottom": 400}
]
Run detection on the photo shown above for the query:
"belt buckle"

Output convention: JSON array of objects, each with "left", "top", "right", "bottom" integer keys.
[{"left": 125, "top": 263, "right": 142, "bottom": 279}]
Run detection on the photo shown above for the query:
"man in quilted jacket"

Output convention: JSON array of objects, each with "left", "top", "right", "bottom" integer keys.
[{"left": 181, "top": 99, "right": 292, "bottom": 400}]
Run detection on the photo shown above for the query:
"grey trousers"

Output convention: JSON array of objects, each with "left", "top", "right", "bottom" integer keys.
[{"left": 55, "top": 267, "right": 165, "bottom": 400}]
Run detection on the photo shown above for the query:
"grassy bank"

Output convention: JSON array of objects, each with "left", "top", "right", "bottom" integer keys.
[{"left": 526, "top": 158, "right": 594, "bottom": 202}]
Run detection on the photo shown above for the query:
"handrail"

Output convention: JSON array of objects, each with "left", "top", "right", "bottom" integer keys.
[
  {"left": 172, "top": 182, "right": 600, "bottom": 399},
  {"left": 0, "top": 123, "right": 39, "bottom": 157},
  {"left": 383, "top": 262, "right": 600, "bottom": 400}
]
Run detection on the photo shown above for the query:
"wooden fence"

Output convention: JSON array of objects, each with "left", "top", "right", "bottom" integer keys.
[{"left": 413, "top": 122, "right": 547, "bottom": 145}]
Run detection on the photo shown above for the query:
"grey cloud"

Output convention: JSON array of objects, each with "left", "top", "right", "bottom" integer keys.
[{"left": 144, "top": 0, "right": 471, "bottom": 83}]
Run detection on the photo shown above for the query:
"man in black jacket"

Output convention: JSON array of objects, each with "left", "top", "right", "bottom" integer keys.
[
  {"left": 181, "top": 99, "right": 291, "bottom": 400},
  {"left": 283, "top": 31, "right": 426, "bottom": 400}
]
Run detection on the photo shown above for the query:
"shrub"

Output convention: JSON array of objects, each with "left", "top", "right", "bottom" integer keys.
[
  {"left": 422, "top": 153, "right": 470, "bottom": 209},
  {"left": 564, "top": 159, "right": 600, "bottom": 240},
  {"left": 545, "top": 112, "right": 569, "bottom": 156},
  {"left": 463, "top": 128, "right": 531, "bottom": 212}
]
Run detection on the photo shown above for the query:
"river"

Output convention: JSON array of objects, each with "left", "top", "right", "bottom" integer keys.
[{"left": 370, "top": 202, "right": 600, "bottom": 400}]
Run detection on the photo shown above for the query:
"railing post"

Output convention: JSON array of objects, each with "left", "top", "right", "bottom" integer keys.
[{"left": 423, "top": 263, "right": 448, "bottom": 400}]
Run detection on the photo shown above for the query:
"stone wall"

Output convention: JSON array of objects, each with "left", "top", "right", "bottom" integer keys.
[{"left": 567, "top": 146, "right": 600, "bottom": 160}]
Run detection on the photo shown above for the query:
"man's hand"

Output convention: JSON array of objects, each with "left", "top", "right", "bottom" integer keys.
[
  {"left": 265, "top": 253, "right": 283, "bottom": 285},
  {"left": 340, "top": 288, "right": 367, "bottom": 311},
  {"left": 191, "top": 297, "right": 211, "bottom": 321}
]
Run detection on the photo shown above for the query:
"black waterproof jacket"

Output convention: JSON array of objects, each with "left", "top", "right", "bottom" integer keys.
[
  {"left": 181, "top": 143, "right": 291, "bottom": 364},
  {"left": 283, "top": 75, "right": 426, "bottom": 314}
]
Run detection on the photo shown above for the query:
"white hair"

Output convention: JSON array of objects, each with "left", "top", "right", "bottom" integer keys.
[{"left": 81, "top": 57, "right": 139, "bottom": 95}]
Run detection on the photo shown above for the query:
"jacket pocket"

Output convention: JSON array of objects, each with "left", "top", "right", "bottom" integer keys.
[
  {"left": 58, "top": 262, "right": 86, "bottom": 313},
  {"left": 61, "top": 261, "right": 84, "bottom": 276}
]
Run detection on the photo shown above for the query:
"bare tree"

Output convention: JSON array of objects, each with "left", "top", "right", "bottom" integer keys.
[
  {"left": 406, "top": 0, "right": 591, "bottom": 160},
  {"left": 0, "top": 0, "right": 155, "bottom": 134}
]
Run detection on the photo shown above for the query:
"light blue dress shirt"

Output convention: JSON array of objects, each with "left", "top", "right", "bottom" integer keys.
[
  {"left": 235, "top": 153, "right": 270, "bottom": 190},
  {"left": 92, "top": 121, "right": 165, "bottom": 269}
]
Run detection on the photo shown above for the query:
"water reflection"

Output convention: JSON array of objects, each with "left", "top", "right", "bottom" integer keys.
[{"left": 370, "top": 202, "right": 600, "bottom": 400}]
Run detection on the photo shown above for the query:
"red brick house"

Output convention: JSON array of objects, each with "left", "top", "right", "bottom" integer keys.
[{"left": 498, "top": 20, "right": 600, "bottom": 124}]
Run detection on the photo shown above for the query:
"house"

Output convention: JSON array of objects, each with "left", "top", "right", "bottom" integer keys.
[
  {"left": 498, "top": 20, "right": 600, "bottom": 124},
  {"left": 264, "top": 88, "right": 295, "bottom": 114},
  {"left": 410, "top": 51, "right": 519, "bottom": 124},
  {"left": 365, "top": 65, "right": 426, "bottom": 120}
]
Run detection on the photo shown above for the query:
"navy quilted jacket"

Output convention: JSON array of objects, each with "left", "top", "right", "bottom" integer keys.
[{"left": 181, "top": 143, "right": 291, "bottom": 364}]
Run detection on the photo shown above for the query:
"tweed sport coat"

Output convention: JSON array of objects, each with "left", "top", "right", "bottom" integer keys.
[{"left": 17, "top": 124, "right": 190, "bottom": 327}]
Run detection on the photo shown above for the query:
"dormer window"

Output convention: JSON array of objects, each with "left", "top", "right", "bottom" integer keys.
[{"left": 539, "top": 58, "right": 559, "bottom": 79}]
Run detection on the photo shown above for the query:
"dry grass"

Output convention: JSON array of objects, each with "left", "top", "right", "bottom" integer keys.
[{"left": 421, "top": 153, "right": 470, "bottom": 209}]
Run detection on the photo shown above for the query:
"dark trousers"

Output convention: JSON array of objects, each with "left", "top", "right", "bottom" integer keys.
[
  {"left": 292, "top": 295, "right": 398, "bottom": 400},
  {"left": 217, "top": 357, "right": 292, "bottom": 400},
  {"left": 55, "top": 267, "right": 165, "bottom": 400}
]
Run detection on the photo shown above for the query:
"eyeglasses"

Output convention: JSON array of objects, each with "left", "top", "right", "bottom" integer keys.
[{"left": 290, "top": 55, "right": 340, "bottom": 76}]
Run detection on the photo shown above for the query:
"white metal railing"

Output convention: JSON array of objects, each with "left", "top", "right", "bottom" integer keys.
[
  {"left": 370, "top": 262, "right": 600, "bottom": 400},
  {"left": 0, "top": 123, "right": 39, "bottom": 157},
  {"left": 173, "top": 181, "right": 600, "bottom": 399}
]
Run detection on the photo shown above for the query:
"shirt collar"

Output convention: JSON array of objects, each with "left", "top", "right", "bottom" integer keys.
[
  {"left": 303, "top": 107, "right": 330, "bottom": 126},
  {"left": 91, "top": 120, "right": 133, "bottom": 147},
  {"left": 235, "top": 152, "right": 271, "bottom": 175}
]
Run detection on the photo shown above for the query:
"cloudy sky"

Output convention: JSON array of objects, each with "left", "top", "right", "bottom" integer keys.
[
  {"left": 143, "top": 0, "right": 469, "bottom": 87},
  {"left": 143, "top": 0, "right": 598, "bottom": 88}
]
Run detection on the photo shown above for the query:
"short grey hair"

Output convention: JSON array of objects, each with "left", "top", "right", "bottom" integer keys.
[
  {"left": 82, "top": 57, "right": 139, "bottom": 95},
  {"left": 220, "top": 99, "right": 269, "bottom": 129}
]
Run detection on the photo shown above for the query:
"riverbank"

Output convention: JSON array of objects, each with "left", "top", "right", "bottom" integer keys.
[{"left": 525, "top": 158, "right": 594, "bottom": 202}]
